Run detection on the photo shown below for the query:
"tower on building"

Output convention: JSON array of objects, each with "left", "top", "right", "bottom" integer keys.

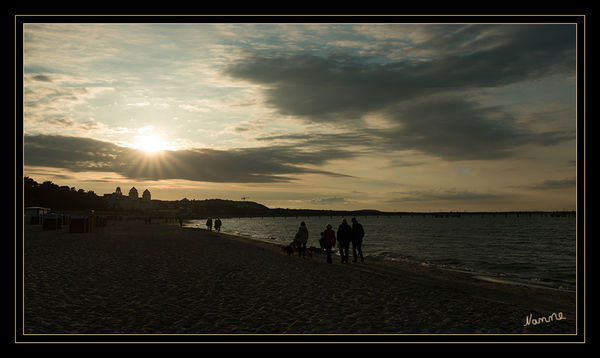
[
  {"left": 129, "top": 187, "right": 139, "bottom": 199},
  {"left": 142, "top": 189, "right": 151, "bottom": 201}
]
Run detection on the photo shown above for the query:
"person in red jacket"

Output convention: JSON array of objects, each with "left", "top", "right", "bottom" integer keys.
[{"left": 321, "top": 224, "right": 336, "bottom": 264}]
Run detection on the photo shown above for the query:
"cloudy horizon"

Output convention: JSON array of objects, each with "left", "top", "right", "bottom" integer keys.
[{"left": 22, "top": 22, "right": 577, "bottom": 211}]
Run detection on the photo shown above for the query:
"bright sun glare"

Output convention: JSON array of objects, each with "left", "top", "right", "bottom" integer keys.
[{"left": 134, "top": 135, "right": 167, "bottom": 153}]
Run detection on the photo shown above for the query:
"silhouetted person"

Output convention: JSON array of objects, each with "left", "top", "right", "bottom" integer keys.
[
  {"left": 206, "top": 217, "right": 213, "bottom": 231},
  {"left": 178, "top": 217, "right": 183, "bottom": 227},
  {"left": 337, "top": 219, "right": 352, "bottom": 264},
  {"left": 322, "top": 224, "right": 336, "bottom": 264},
  {"left": 215, "top": 218, "right": 222, "bottom": 232},
  {"left": 351, "top": 217, "right": 365, "bottom": 263},
  {"left": 295, "top": 221, "right": 309, "bottom": 257}
]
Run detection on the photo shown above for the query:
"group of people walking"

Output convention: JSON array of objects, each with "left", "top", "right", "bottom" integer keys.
[
  {"left": 205, "top": 217, "right": 222, "bottom": 232},
  {"left": 199, "top": 216, "right": 364, "bottom": 264},
  {"left": 294, "top": 218, "right": 365, "bottom": 264}
]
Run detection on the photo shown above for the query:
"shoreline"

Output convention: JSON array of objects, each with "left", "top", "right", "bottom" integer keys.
[
  {"left": 187, "top": 221, "right": 576, "bottom": 294},
  {"left": 202, "top": 227, "right": 576, "bottom": 292},
  {"left": 22, "top": 220, "right": 577, "bottom": 336}
]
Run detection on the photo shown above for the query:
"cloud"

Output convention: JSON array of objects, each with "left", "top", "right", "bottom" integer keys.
[
  {"left": 255, "top": 95, "right": 574, "bottom": 161},
  {"left": 226, "top": 53, "right": 406, "bottom": 121},
  {"left": 32, "top": 74, "right": 53, "bottom": 82},
  {"left": 225, "top": 25, "right": 575, "bottom": 161},
  {"left": 24, "top": 76, "right": 115, "bottom": 124},
  {"left": 225, "top": 25, "right": 574, "bottom": 122},
  {"left": 510, "top": 178, "right": 576, "bottom": 190},
  {"left": 393, "top": 189, "right": 508, "bottom": 202},
  {"left": 311, "top": 197, "right": 347, "bottom": 205},
  {"left": 381, "top": 96, "right": 574, "bottom": 160},
  {"left": 137, "top": 125, "right": 154, "bottom": 134},
  {"left": 127, "top": 102, "right": 151, "bottom": 107},
  {"left": 23, "top": 134, "right": 354, "bottom": 183},
  {"left": 179, "top": 104, "right": 209, "bottom": 112},
  {"left": 24, "top": 135, "right": 123, "bottom": 171},
  {"left": 44, "top": 117, "right": 75, "bottom": 127},
  {"left": 256, "top": 131, "right": 377, "bottom": 154}
]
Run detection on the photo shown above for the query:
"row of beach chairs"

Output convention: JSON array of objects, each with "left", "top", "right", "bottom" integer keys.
[{"left": 32, "top": 214, "right": 107, "bottom": 233}]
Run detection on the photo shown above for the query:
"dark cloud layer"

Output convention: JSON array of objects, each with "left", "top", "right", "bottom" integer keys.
[
  {"left": 226, "top": 24, "right": 575, "bottom": 161},
  {"left": 382, "top": 96, "right": 574, "bottom": 160},
  {"left": 257, "top": 96, "right": 574, "bottom": 161},
  {"left": 391, "top": 189, "right": 510, "bottom": 203},
  {"left": 511, "top": 178, "right": 576, "bottom": 191},
  {"left": 24, "top": 135, "right": 353, "bottom": 183},
  {"left": 227, "top": 25, "right": 574, "bottom": 120},
  {"left": 32, "top": 74, "right": 53, "bottom": 82}
]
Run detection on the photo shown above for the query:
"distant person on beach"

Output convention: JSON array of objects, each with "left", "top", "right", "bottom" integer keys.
[
  {"left": 322, "top": 224, "right": 336, "bottom": 264},
  {"left": 337, "top": 219, "right": 352, "bottom": 264},
  {"left": 206, "top": 217, "right": 213, "bottom": 231},
  {"left": 178, "top": 217, "right": 183, "bottom": 228},
  {"left": 351, "top": 217, "right": 365, "bottom": 263},
  {"left": 294, "top": 221, "right": 309, "bottom": 257},
  {"left": 214, "top": 218, "right": 222, "bottom": 232}
]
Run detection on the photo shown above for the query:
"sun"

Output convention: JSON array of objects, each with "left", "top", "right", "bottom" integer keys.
[{"left": 134, "top": 135, "right": 167, "bottom": 153}]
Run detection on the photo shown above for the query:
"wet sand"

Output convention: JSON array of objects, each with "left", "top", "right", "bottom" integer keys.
[{"left": 22, "top": 220, "right": 577, "bottom": 338}]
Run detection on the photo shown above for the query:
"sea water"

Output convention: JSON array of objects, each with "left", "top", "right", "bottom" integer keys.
[{"left": 185, "top": 214, "right": 577, "bottom": 291}]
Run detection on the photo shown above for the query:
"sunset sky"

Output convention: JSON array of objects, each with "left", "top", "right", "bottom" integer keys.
[{"left": 22, "top": 21, "right": 578, "bottom": 211}]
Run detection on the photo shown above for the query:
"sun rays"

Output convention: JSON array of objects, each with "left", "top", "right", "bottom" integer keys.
[{"left": 126, "top": 127, "right": 185, "bottom": 180}]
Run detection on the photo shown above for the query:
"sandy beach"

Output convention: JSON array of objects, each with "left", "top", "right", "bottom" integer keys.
[{"left": 22, "top": 219, "right": 577, "bottom": 338}]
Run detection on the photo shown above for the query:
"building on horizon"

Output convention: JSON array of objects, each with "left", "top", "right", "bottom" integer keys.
[{"left": 103, "top": 186, "right": 155, "bottom": 211}]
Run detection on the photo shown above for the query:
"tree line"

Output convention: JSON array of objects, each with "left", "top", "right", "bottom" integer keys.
[
  {"left": 22, "top": 177, "right": 270, "bottom": 215},
  {"left": 24, "top": 177, "right": 108, "bottom": 211}
]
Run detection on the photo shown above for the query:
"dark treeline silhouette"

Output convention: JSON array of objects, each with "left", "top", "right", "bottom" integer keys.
[
  {"left": 24, "top": 177, "right": 108, "bottom": 211},
  {"left": 267, "top": 208, "right": 386, "bottom": 218},
  {"left": 179, "top": 198, "right": 269, "bottom": 217},
  {"left": 23, "top": 177, "right": 269, "bottom": 216}
]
